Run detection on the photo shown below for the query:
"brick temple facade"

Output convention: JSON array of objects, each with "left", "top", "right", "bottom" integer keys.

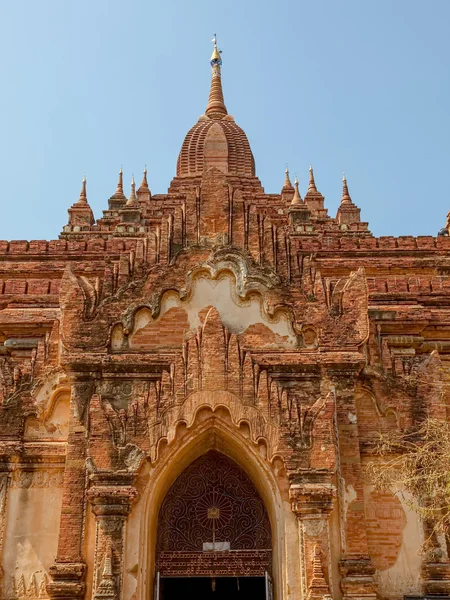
[{"left": 0, "top": 40, "right": 450, "bottom": 600}]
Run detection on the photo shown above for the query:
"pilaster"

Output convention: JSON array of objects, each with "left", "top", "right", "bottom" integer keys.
[
  {"left": 86, "top": 472, "right": 138, "bottom": 600},
  {"left": 47, "top": 380, "right": 93, "bottom": 600},
  {"left": 289, "top": 470, "right": 335, "bottom": 600},
  {"left": 330, "top": 371, "right": 377, "bottom": 600},
  {"left": 0, "top": 472, "right": 10, "bottom": 595}
]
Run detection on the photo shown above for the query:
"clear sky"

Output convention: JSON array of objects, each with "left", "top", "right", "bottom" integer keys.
[{"left": 1, "top": 0, "right": 449, "bottom": 240}]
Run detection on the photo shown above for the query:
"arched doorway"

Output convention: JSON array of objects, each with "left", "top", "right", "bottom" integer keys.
[{"left": 155, "top": 450, "right": 273, "bottom": 599}]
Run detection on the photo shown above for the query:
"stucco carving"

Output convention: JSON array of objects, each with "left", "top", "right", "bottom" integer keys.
[
  {"left": 3, "top": 571, "right": 49, "bottom": 600},
  {"left": 9, "top": 470, "right": 64, "bottom": 489}
]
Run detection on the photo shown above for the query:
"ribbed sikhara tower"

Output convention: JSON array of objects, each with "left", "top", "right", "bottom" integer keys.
[
  {"left": 61, "top": 36, "right": 369, "bottom": 243},
  {"left": 1, "top": 36, "right": 450, "bottom": 600},
  {"left": 177, "top": 37, "right": 255, "bottom": 178}
]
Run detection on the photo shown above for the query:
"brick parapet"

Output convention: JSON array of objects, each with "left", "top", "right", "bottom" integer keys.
[{"left": 0, "top": 235, "right": 447, "bottom": 264}]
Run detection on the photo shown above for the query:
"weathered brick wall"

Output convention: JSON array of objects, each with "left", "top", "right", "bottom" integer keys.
[{"left": 1, "top": 69, "right": 450, "bottom": 600}]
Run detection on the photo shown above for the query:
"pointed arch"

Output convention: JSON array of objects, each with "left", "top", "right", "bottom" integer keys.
[{"left": 132, "top": 412, "right": 295, "bottom": 600}]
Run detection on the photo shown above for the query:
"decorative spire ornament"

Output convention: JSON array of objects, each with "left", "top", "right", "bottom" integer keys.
[
  {"left": 307, "top": 545, "right": 332, "bottom": 600},
  {"left": 308, "top": 164, "right": 318, "bottom": 192},
  {"left": 77, "top": 176, "right": 88, "bottom": 205},
  {"left": 205, "top": 34, "right": 228, "bottom": 119},
  {"left": 291, "top": 177, "right": 303, "bottom": 205},
  {"left": 336, "top": 172, "right": 362, "bottom": 225},
  {"left": 94, "top": 547, "right": 117, "bottom": 600},
  {"left": 341, "top": 173, "right": 352, "bottom": 204},
  {"left": 66, "top": 175, "right": 95, "bottom": 229},
  {"left": 139, "top": 168, "right": 149, "bottom": 190},
  {"left": 108, "top": 168, "right": 127, "bottom": 207},
  {"left": 304, "top": 163, "right": 326, "bottom": 216},
  {"left": 137, "top": 167, "right": 151, "bottom": 202},
  {"left": 116, "top": 169, "right": 124, "bottom": 195},
  {"left": 283, "top": 167, "right": 293, "bottom": 189},
  {"left": 126, "top": 176, "right": 138, "bottom": 206}
]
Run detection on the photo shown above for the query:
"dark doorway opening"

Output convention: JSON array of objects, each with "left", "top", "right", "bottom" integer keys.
[{"left": 160, "top": 576, "right": 266, "bottom": 600}]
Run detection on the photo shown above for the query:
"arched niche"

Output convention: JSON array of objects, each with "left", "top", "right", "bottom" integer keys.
[
  {"left": 132, "top": 416, "right": 293, "bottom": 600},
  {"left": 156, "top": 450, "right": 272, "bottom": 576},
  {"left": 24, "top": 391, "right": 70, "bottom": 441}
]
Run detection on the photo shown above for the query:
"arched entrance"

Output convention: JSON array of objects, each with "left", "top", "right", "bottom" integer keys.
[{"left": 155, "top": 450, "right": 273, "bottom": 599}]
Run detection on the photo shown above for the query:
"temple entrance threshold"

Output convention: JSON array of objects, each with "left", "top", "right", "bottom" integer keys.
[
  {"left": 159, "top": 576, "right": 266, "bottom": 599},
  {"left": 155, "top": 451, "right": 274, "bottom": 599}
]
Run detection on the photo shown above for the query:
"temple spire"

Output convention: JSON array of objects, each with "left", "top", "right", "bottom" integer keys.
[
  {"left": 283, "top": 167, "right": 293, "bottom": 189},
  {"left": 116, "top": 169, "right": 124, "bottom": 194},
  {"left": 341, "top": 173, "right": 352, "bottom": 204},
  {"left": 291, "top": 177, "right": 303, "bottom": 205},
  {"left": 336, "top": 172, "right": 363, "bottom": 226},
  {"left": 137, "top": 167, "right": 151, "bottom": 201},
  {"left": 139, "top": 168, "right": 149, "bottom": 190},
  {"left": 77, "top": 176, "right": 88, "bottom": 205},
  {"left": 126, "top": 175, "right": 138, "bottom": 206},
  {"left": 205, "top": 34, "right": 228, "bottom": 119},
  {"left": 308, "top": 164, "right": 318, "bottom": 192},
  {"left": 66, "top": 176, "right": 94, "bottom": 229}
]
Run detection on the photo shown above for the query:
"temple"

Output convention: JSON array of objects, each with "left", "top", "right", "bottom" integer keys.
[{"left": 0, "top": 37, "right": 450, "bottom": 600}]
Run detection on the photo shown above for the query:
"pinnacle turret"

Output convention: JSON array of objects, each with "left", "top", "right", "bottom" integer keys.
[
  {"left": 138, "top": 168, "right": 149, "bottom": 191},
  {"left": 336, "top": 173, "right": 362, "bottom": 226},
  {"left": 304, "top": 164, "right": 326, "bottom": 217},
  {"left": 65, "top": 177, "right": 94, "bottom": 230},
  {"left": 77, "top": 176, "right": 88, "bottom": 205},
  {"left": 126, "top": 176, "right": 138, "bottom": 207},
  {"left": 341, "top": 174, "right": 352, "bottom": 204},
  {"left": 308, "top": 165, "right": 317, "bottom": 192},
  {"left": 137, "top": 167, "right": 151, "bottom": 202},
  {"left": 291, "top": 177, "right": 303, "bottom": 205},
  {"left": 283, "top": 167, "right": 293, "bottom": 189},
  {"left": 116, "top": 169, "right": 125, "bottom": 196},
  {"left": 107, "top": 169, "right": 127, "bottom": 210}
]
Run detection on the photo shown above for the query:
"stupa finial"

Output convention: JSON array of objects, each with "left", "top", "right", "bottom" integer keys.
[
  {"left": 341, "top": 173, "right": 352, "bottom": 204},
  {"left": 126, "top": 175, "right": 138, "bottom": 206},
  {"left": 116, "top": 169, "right": 124, "bottom": 194},
  {"left": 283, "top": 167, "right": 293, "bottom": 189},
  {"left": 308, "top": 164, "right": 318, "bottom": 192},
  {"left": 77, "top": 176, "right": 88, "bottom": 204},
  {"left": 140, "top": 167, "right": 149, "bottom": 189},
  {"left": 291, "top": 177, "right": 303, "bottom": 205},
  {"left": 205, "top": 34, "right": 228, "bottom": 119}
]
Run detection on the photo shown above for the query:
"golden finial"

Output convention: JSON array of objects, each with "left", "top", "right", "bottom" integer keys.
[{"left": 210, "top": 33, "right": 221, "bottom": 62}]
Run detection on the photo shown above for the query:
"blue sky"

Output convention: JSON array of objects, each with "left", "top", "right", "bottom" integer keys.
[{"left": 0, "top": 0, "right": 449, "bottom": 240}]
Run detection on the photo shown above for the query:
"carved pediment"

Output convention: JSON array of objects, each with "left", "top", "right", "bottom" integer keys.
[
  {"left": 58, "top": 247, "right": 369, "bottom": 355},
  {"left": 111, "top": 272, "right": 298, "bottom": 353}
]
